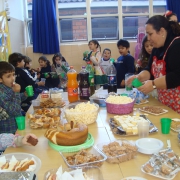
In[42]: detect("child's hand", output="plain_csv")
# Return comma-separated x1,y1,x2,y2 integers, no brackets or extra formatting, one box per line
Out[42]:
12,83,21,92
37,73,40,79
121,80,125,87
22,133,38,146
37,81,45,86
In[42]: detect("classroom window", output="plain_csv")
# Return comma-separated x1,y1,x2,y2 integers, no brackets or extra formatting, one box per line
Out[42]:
26,0,167,44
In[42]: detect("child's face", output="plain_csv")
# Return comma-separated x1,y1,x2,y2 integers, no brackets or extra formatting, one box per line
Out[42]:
118,46,129,56
144,41,153,55
55,57,62,65
17,60,25,68
169,15,178,22
0,72,16,88
39,59,46,67
88,42,97,51
103,50,111,60
25,62,32,68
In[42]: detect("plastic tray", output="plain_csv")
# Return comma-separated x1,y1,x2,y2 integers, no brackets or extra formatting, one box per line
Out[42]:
44,166,104,180
109,115,158,136
96,139,137,164
0,153,41,173
48,133,94,152
59,146,107,168
139,107,168,116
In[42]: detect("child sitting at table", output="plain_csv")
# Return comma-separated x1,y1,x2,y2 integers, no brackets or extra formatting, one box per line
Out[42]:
0,133,38,155
0,61,27,134
38,56,53,89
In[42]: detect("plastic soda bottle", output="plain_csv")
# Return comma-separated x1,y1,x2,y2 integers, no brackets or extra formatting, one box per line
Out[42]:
67,66,78,103
79,66,90,100
86,62,95,96
107,60,117,93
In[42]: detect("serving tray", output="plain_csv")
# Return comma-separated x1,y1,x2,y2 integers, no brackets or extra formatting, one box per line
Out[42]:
109,115,158,136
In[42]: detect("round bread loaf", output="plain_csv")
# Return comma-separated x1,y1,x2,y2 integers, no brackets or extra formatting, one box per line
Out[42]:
44,123,88,146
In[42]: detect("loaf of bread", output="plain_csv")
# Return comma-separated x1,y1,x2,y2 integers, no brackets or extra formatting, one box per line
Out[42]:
44,122,88,146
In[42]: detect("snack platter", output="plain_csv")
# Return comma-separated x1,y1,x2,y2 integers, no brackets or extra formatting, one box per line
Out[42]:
141,149,180,180
170,118,180,132
109,115,158,136
135,100,149,105
139,106,168,116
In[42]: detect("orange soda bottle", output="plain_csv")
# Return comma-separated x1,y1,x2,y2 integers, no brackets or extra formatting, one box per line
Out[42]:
67,66,78,103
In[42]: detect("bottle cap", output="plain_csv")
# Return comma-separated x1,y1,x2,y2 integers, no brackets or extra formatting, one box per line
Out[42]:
70,66,73,69
132,78,143,87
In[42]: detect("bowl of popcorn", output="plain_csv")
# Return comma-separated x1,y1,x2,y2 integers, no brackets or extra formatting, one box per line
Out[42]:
105,95,134,115
64,101,99,125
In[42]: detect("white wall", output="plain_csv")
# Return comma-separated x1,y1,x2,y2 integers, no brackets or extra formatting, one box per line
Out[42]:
0,0,25,53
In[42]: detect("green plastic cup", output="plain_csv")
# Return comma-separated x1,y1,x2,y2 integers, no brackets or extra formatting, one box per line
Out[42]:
120,93,128,96
161,118,172,134
44,72,49,78
25,85,34,97
132,78,143,87
15,116,25,130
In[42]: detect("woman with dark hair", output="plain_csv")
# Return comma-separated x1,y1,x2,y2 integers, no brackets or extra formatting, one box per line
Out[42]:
127,15,180,113
163,10,178,22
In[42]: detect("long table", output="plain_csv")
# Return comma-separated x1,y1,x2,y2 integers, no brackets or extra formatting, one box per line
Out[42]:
4,91,180,180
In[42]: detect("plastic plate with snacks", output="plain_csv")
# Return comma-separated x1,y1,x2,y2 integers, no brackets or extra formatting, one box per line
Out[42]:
139,106,168,116
0,153,41,173
44,166,104,180
135,100,149,105
136,138,163,154
109,115,158,136
121,177,147,180
96,140,137,164
48,133,94,152
59,146,107,168
171,118,180,132
141,149,180,180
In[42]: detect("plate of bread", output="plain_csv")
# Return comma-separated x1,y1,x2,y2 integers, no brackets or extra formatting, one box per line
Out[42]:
0,153,41,173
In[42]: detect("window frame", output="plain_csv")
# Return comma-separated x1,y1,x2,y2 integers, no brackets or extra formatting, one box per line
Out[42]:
26,0,166,44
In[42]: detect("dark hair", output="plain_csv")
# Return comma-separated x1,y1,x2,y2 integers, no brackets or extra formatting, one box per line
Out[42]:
146,15,180,35
24,56,32,66
38,56,50,66
163,11,177,21
88,39,101,52
0,61,15,78
8,52,25,67
138,36,151,68
52,53,62,66
103,48,111,54
117,39,130,48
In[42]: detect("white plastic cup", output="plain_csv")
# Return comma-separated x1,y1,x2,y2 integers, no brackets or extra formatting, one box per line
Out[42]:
41,78,46,82
137,121,150,138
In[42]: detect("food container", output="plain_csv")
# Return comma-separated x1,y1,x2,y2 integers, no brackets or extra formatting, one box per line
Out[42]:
59,146,107,168
89,93,108,107
141,149,180,179
96,140,137,164
32,100,40,107
64,102,99,125
0,153,41,173
44,166,104,180
105,99,135,115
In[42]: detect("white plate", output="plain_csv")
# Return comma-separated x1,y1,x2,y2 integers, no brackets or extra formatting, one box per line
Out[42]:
135,138,164,154
121,176,147,180
139,107,168,116
135,100,149,105
141,166,176,180
0,153,41,173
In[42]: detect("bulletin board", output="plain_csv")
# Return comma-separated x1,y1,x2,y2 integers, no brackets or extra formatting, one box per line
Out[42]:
0,11,11,61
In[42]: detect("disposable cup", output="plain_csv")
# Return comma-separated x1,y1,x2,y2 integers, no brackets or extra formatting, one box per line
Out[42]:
137,121,150,138
41,78,46,82
161,118,172,134
125,73,133,91
15,116,25,130
44,73,49,78
132,78,142,87
25,85,34,97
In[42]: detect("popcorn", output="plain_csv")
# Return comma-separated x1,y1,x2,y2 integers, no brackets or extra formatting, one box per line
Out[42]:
106,95,133,104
